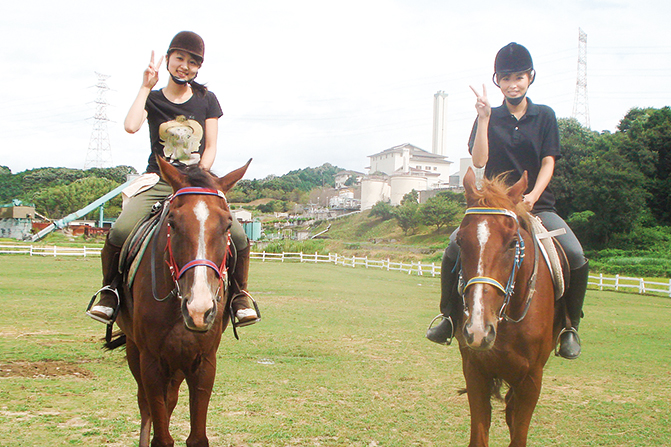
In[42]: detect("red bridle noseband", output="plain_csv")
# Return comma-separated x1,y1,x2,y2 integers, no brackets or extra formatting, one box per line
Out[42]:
165,187,231,294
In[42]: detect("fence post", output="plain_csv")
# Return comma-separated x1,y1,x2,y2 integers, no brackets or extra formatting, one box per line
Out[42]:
365,256,368,268
668,279,671,298
300,251,304,263
387,258,390,271
53,246,57,257
83,246,87,257
352,256,356,268
418,261,423,276
639,278,645,294
599,273,603,291
615,274,619,291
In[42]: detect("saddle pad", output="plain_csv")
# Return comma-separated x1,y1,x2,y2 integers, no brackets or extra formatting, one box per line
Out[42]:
529,215,565,300
120,202,167,288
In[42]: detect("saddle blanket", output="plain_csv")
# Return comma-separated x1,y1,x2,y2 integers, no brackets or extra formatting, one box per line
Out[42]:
529,215,566,300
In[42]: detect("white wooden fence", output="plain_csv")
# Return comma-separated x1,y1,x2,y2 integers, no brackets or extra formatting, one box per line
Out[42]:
1,244,670,297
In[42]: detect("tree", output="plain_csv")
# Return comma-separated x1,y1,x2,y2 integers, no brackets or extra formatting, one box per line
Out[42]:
32,177,123,219
369,201,394,221
571,136,649,247
420,192,463,230
393,200,421,234
552,118,598,218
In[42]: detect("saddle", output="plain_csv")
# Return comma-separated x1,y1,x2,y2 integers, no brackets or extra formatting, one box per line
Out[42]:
529,215,570,301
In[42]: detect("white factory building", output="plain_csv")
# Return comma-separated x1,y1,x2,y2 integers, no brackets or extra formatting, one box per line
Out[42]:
360,91,462,210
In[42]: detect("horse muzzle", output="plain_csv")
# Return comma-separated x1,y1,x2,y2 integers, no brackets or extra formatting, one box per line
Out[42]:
463,318,497,351
181,293,218,332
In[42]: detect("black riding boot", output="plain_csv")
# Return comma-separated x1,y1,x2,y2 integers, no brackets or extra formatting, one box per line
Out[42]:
86,236,122,325
558,261,589,359
426,251,459,345
230,243,260,328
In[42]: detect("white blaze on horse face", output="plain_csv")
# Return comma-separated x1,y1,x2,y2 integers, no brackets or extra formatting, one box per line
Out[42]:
189,200,214,315
470,220,490,330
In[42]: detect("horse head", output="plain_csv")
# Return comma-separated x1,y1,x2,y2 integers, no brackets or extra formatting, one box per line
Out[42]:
457,167,528,350
158,156,251,332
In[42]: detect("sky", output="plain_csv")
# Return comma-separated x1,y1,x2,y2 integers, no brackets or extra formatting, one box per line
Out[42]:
2,0,670,181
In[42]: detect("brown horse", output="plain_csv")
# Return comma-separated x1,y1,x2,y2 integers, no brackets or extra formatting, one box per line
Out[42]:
113,156,250,447
455,167,561,447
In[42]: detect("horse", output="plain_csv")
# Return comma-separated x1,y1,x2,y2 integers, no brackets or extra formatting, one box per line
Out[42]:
454,167,562,447
112,156,250,447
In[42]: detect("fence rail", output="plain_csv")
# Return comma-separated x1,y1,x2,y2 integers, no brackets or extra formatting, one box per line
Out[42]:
1,244,670,297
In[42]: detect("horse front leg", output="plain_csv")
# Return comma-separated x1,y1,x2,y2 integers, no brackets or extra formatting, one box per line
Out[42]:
463,359,493,447
139,355,174,447
506,370,543,447
185,353,217,447
126,340,152,447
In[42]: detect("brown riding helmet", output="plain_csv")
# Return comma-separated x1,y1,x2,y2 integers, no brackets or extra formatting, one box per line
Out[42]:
168,31,205,63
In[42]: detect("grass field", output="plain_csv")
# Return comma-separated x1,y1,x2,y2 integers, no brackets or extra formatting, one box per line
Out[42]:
0,256,669,446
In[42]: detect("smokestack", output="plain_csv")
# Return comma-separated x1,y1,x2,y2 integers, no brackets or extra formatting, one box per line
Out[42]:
432,91,448,156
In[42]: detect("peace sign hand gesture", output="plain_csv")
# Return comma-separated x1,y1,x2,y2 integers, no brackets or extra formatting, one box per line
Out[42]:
470,84,491,119
142,50,164,89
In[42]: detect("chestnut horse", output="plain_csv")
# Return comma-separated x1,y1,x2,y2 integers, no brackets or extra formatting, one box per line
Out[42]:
113,157,250,447
455,167,561,447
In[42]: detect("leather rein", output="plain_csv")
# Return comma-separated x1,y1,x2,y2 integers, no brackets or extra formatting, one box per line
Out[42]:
459,207,540,323
151,187,232,302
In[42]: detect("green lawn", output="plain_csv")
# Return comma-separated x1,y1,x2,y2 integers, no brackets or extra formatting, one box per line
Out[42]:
0,256,669,446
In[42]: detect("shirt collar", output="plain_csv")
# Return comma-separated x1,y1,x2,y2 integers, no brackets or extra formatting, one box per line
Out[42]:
492,98,539,118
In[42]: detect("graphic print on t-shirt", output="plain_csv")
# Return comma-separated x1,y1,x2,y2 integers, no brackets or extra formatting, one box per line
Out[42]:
158,115,203,166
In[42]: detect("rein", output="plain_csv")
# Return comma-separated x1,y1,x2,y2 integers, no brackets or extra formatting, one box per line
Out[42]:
460,207,540,323
151,187,231,302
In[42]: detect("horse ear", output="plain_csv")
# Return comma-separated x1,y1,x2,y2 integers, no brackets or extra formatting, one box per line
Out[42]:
463,167,478,207
508,171,528,204
217,158,252,193
158,156,187,192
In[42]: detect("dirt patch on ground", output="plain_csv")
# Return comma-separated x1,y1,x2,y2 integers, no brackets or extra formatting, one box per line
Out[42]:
0,360,94,379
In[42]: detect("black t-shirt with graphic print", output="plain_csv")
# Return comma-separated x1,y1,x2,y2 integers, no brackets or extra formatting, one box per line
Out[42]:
144,89,223,174
468,98,561,213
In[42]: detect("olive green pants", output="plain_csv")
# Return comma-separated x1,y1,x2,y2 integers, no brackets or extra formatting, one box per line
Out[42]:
108,179,248,251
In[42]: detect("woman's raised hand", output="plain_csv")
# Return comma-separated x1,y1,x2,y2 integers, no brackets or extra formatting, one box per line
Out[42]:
470,84,491,119
143,50,164,89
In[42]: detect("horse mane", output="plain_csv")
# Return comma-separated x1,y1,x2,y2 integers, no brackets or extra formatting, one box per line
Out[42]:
179,164,219,189
470,173,532,232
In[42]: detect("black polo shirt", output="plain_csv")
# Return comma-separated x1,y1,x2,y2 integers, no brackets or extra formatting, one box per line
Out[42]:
468,98,561,212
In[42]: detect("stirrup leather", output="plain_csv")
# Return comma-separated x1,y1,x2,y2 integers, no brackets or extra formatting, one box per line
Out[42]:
86,285,120,325
426,314,454,346
554,327,581,357
229,290,261,340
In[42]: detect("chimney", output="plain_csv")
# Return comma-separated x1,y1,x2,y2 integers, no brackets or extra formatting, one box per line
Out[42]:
432,91,448,156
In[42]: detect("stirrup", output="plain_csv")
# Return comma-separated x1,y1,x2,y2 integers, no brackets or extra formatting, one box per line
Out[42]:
86,285,120,325
426,314,454,346
229,290,261,340
555,327,581,357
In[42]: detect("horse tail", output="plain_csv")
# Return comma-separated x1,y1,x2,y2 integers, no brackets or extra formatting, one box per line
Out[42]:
457,378,506,402
104,331,127,350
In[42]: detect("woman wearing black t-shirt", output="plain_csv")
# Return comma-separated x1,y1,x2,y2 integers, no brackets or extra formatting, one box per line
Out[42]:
426,43,588,359
88,31,259,330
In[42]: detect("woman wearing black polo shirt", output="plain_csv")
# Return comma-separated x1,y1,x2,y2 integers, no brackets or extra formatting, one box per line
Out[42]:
426,43,588,359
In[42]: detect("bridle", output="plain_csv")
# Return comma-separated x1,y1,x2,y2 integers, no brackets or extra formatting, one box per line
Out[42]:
459,207,540,323
152,187,232,302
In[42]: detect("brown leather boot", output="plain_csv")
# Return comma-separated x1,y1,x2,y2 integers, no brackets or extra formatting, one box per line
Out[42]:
230,243,260,327
86,237,122,325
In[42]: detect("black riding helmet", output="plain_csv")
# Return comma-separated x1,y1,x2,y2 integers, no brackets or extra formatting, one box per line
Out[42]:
492,42,535,87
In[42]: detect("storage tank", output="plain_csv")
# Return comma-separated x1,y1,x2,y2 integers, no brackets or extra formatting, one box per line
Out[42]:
389,175,428,206
361,177,391,210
